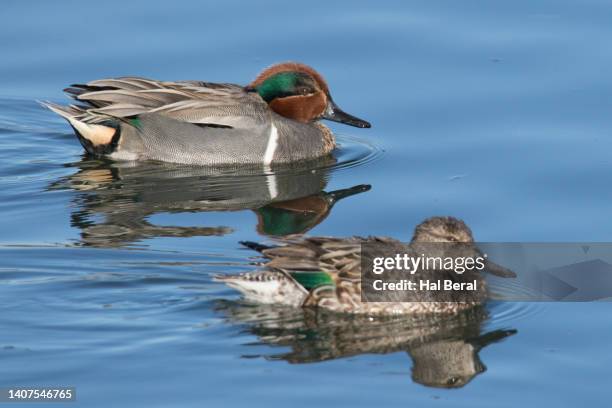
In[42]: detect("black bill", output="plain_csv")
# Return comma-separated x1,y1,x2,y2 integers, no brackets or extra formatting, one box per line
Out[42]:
321,98,371,128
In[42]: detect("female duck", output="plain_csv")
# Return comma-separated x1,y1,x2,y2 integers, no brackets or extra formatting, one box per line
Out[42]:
42,63,370,165
215,217,516,315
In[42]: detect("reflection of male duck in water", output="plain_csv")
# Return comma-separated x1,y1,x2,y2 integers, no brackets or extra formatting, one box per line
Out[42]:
214,302,516,388
49,157,370,247
254,184,370,236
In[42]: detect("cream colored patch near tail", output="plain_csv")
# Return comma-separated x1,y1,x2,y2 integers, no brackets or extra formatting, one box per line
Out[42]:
40,101,115,146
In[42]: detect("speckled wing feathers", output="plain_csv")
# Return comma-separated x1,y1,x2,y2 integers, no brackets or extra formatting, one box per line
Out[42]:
260,237,366,306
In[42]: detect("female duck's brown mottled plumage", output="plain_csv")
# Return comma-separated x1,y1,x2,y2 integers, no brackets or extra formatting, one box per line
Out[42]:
215,216,516,315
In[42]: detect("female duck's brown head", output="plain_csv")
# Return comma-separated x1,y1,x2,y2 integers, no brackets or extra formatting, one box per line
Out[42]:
247,62,371,128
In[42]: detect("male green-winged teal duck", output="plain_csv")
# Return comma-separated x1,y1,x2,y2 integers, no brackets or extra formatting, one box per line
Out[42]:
41,62,370,165
215,217,516,315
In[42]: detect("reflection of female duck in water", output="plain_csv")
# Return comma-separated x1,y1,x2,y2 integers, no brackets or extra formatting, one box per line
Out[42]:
49,157,370,247
214,301,516,388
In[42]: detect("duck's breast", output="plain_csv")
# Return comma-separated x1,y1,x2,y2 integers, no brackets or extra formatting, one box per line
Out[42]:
271,116,336,163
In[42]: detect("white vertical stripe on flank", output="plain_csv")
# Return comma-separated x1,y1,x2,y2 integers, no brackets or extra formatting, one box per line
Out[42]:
265,173,278,199
263,123,279,165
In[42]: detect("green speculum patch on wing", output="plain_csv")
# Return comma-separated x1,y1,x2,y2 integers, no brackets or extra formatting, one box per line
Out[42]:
290,271,335,290
130,117,142,128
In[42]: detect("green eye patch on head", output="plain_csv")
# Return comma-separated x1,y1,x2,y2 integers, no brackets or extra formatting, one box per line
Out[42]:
254,72,317,102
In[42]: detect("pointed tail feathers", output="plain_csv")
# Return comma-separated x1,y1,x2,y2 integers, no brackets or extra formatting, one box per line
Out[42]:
39,101,116,147
240,241,275,253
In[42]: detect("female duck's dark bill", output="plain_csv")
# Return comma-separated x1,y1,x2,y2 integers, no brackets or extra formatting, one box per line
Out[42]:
322,99,371,128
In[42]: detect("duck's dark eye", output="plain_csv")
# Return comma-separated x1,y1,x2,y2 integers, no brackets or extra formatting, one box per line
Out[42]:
447,377,459,386
297,87,309,95
448,236,458,242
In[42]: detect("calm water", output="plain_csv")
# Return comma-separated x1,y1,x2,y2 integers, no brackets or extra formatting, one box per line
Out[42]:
1,1,612,406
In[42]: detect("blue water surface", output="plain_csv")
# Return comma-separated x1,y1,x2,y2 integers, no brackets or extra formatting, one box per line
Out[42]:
1,1,611,407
